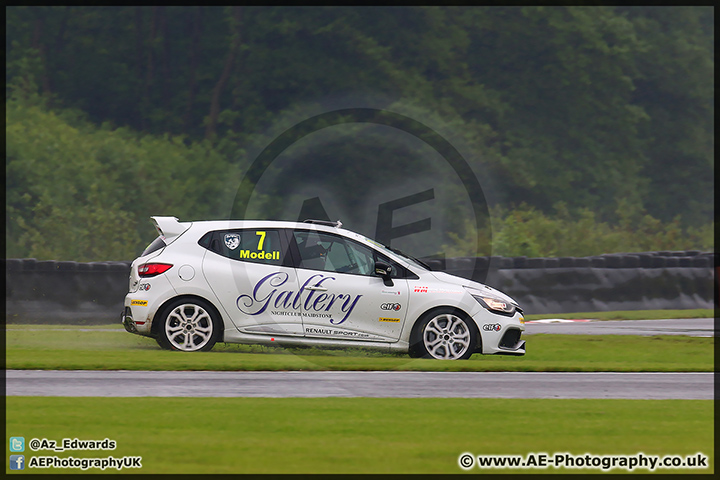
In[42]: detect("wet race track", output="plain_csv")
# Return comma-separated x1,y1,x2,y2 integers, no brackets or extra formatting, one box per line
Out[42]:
6,318,714,399
5,370,714,400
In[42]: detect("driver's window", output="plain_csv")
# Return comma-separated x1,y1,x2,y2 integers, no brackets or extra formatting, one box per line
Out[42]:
294,231,331,270
325,240,353,272
294,231,374,275
343,240,375,275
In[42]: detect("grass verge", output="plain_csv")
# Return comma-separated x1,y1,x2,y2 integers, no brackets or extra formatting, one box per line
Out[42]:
4,325,713,372
5,396,713,474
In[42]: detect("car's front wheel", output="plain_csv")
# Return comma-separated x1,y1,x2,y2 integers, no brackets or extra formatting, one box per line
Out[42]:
156,299,220,352
409,308,478,360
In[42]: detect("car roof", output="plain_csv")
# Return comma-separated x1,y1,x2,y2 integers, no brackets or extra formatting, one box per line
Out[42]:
154,217,366,242
190,219,349,233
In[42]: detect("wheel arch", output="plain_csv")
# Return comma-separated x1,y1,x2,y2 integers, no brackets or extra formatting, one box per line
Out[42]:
408,305,482,356
151,294,226,342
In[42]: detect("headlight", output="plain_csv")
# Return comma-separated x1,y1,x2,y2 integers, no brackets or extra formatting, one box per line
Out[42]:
471,294,516,316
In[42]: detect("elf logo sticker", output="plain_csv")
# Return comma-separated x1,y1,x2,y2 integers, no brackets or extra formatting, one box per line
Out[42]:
482,323,502,332
380,303,402,311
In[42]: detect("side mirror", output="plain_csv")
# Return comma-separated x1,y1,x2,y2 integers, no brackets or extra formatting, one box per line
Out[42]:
374,261,394,287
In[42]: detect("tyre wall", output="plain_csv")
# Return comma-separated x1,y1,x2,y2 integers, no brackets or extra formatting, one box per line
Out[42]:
424,251,716,315
4,251,716,323
5,259,132,324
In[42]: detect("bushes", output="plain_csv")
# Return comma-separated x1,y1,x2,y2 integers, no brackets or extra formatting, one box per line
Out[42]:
443,202,714,258
6,97,240,261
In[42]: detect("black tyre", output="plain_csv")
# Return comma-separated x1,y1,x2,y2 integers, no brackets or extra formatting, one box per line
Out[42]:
156,299,221,352
409,308,478,360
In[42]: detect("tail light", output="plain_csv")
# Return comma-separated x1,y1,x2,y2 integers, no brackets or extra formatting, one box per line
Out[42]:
138,263,173,277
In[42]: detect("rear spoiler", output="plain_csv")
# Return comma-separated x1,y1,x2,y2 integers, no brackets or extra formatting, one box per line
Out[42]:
151,216,191,242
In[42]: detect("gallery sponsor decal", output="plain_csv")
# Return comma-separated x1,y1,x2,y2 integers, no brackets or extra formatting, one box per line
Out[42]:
379,317,401,323
380,303,402,311
482,323,502,332
237,272,362,325
130,300,148,307
224,233,241,250
270,310,332,319
414,286,428,293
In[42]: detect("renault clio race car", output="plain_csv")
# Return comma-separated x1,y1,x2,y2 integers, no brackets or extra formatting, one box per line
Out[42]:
122,217,526,360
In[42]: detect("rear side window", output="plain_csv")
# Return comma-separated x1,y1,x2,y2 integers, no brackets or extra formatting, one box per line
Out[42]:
141,236,167,256
199,229,284,265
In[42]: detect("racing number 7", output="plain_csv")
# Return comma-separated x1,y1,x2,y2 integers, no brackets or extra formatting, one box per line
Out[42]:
256,231,266,250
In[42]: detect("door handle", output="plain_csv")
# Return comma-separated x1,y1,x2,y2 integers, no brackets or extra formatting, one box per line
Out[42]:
305,286,328,291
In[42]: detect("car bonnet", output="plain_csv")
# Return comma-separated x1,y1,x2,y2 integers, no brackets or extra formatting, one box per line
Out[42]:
427,271,519,306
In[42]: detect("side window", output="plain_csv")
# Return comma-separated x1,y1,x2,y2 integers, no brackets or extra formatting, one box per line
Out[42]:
342,240,375,275
293,231,338,272
293,230,401,277
199,229,283,265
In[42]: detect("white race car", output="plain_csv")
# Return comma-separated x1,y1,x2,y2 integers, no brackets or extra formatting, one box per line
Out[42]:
122,217,526,359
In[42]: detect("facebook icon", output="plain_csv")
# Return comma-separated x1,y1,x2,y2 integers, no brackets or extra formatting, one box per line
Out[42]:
10,455,25,470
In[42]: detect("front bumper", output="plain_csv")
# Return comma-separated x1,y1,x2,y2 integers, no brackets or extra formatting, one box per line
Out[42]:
494,327,526,356
473,310,526,356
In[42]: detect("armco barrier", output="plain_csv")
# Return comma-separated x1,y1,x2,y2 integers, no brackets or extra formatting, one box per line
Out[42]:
4,251,716,324
5,259,132,324
433,251,715,314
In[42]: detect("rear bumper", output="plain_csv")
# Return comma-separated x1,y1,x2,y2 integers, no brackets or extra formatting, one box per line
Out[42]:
121,307,137,333
121,307,152,335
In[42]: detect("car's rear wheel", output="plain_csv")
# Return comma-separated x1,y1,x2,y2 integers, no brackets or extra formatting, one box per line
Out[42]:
409,308,477,360
156,299,220,352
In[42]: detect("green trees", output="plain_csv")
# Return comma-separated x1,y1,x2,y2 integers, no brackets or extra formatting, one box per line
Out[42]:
5,6,714,260
459,7,650,217
6,96,239,260
619,6,714,227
